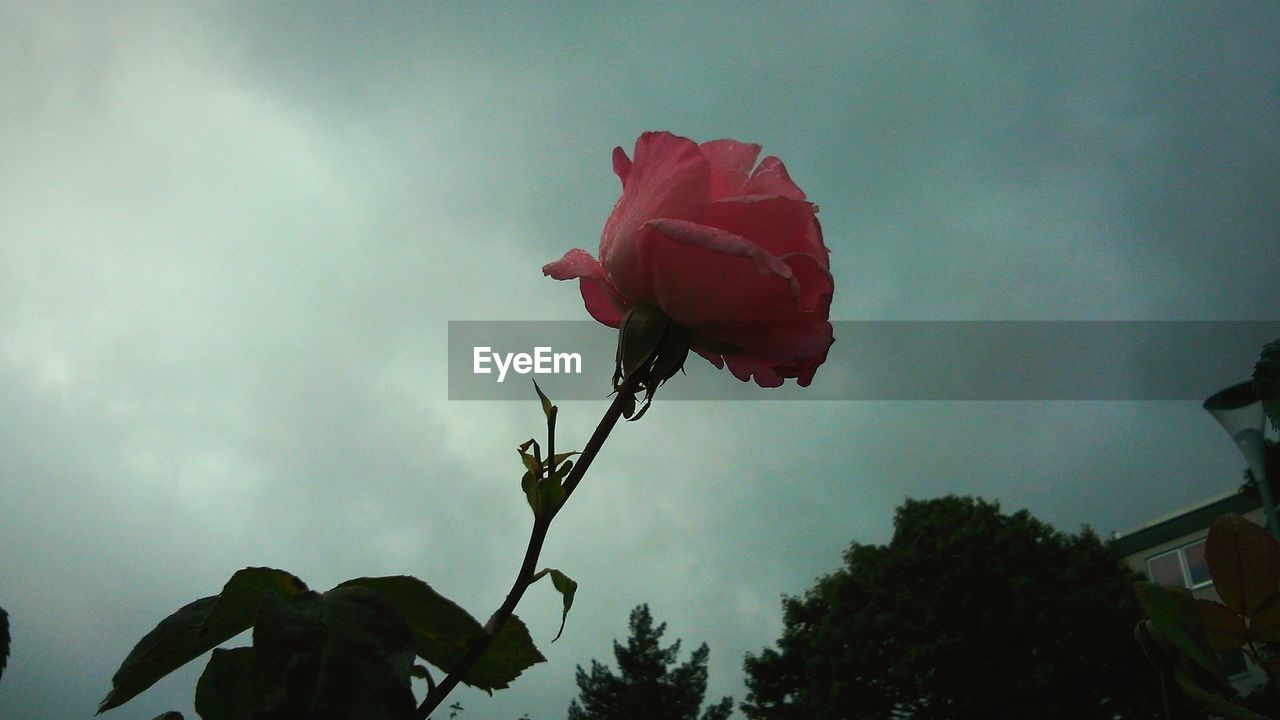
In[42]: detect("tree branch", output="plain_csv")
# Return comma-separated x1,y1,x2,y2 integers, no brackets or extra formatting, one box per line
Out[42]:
417,376,640,718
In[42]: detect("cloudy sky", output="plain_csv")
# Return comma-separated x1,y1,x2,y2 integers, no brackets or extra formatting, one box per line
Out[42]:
2,2,1278,718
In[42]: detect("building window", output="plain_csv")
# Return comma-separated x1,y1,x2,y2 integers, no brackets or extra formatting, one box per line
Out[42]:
1146,539,1212,589
1184,539,1211,586
1147,551,1185,587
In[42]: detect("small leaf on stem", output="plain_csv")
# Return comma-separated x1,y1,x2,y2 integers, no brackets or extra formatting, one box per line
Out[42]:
517,439,543,480
533,381,556,423
530,568,578,641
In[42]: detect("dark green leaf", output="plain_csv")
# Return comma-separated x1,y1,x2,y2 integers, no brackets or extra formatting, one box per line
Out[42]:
334,576,541,691
251,588,417,719
1174,668,1269,720
335,576,476,676
1134,581,1222,679
150,713,184,720
100,596,217,714
468,614,545,693
1255,337,1280,432
250,590,325,714
195,648,268,720
98,567,307,713
530,569,578,641
311,586,416,718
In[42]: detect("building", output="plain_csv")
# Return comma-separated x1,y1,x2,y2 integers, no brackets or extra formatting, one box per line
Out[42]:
1111,484,1269,694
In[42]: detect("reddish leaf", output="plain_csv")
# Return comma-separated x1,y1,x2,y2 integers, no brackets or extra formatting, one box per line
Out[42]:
1204,514,1280,616
1197,599,1248,650
1249,591,1280,641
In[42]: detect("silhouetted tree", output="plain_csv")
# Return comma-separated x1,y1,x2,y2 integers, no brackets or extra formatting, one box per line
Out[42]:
0,604,8,687
567,604,732,720
742,496,1161,720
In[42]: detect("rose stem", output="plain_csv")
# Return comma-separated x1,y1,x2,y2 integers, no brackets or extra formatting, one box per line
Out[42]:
416,374,641,719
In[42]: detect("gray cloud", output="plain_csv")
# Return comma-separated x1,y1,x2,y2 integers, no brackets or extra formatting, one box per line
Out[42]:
1,2,1276,718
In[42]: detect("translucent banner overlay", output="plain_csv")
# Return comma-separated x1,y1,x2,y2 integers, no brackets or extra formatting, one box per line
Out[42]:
448,321,1280,401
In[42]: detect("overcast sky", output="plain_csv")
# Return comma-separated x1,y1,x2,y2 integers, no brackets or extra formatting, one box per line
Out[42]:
2,2,1278,718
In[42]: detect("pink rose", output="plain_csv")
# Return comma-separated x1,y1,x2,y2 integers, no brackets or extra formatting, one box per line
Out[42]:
544,131,833,388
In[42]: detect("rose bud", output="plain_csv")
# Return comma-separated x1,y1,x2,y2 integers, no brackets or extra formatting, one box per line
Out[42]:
544,131,834,397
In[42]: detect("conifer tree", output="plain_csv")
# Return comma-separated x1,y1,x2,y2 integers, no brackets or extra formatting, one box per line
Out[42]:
567,604,732,720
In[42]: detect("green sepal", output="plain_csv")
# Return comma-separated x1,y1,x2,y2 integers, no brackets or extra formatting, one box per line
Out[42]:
616,305,670,386
612,305,690,420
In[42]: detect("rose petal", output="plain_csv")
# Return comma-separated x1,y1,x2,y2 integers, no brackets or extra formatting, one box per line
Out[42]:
781,253,834,316
691,344,726,369
547,132,833,388
723,355,785,388
722,330,831,387
543,249,629,327
698,321,834,366
636,219,803,325
612,146,632,187
699,139,762,198
599,132,710,300
706,196,827,264
743,155,807,200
